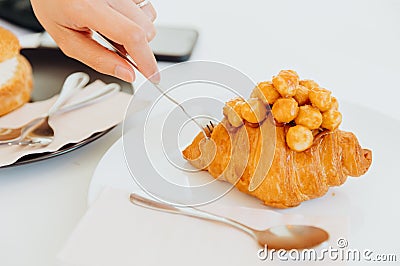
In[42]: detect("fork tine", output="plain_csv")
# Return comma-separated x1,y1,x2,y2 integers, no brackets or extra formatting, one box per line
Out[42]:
205,121,216,135
206,124,212,134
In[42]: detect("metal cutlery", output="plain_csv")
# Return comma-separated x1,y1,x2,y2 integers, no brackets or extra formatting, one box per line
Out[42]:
1,72,120,146
0,72,89,144
96,32,211,139
130,193,329,250
205,121,215,135
0,116,45,144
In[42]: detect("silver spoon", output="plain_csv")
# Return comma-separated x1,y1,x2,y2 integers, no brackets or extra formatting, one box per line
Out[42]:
129,193,329,250
4,73,120,146
0,117,44,143
0,72,90,144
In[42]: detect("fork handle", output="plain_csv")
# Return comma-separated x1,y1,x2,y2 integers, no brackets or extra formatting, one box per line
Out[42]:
55,83,120,115
129,193,257,238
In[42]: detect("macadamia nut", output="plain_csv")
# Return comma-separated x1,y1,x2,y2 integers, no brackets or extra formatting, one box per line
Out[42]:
286,125,314,152
321,109,342,131
295,105,323,130
223,98,244,127
250,81,280,105
240,98,267,124
309,87,332,112
293,85,310,105
272,98,299,123
272,70,299,97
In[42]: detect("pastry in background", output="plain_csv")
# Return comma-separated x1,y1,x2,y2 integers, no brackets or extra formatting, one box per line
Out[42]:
0,27,33,116
183,70,372,208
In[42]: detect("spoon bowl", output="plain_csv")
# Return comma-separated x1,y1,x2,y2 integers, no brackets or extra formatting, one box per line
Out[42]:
254,224,329,250
1,72,120,146
21,117,54,146
0,116,46,144
129,193,329,250
0,72,90,145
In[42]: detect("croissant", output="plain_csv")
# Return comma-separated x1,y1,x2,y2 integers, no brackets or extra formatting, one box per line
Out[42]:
182,70,372,208
183,120,372,208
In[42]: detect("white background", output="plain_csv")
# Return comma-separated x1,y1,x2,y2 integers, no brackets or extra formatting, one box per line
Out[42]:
0,0,399,265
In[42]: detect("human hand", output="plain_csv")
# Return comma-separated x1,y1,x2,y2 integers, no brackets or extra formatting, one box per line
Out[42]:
30,0,158,82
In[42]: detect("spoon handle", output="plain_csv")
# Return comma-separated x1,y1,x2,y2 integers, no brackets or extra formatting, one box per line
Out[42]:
56,83,120,115
47,72,90,116
129,193,257,239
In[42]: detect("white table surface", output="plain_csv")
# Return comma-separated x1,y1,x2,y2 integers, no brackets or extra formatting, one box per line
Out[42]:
0,1,399,265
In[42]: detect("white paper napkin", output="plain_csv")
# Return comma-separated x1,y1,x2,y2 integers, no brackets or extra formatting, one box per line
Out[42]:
0,80,131,167
57,187,349,266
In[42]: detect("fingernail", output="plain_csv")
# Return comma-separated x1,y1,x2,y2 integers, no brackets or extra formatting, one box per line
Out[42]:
115,65,134,82
149,70,161,84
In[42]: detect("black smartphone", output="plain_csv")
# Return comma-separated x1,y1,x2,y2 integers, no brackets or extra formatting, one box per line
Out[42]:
150,26,198,62
0,0,44,32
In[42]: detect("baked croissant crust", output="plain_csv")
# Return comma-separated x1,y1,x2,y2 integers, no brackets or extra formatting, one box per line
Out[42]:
182,70,372,208
183,120,372,208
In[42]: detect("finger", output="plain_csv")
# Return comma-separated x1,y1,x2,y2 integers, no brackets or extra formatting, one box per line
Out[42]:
134,0,157,22
83,5,159,81
107,0,156,41
53,27,136,82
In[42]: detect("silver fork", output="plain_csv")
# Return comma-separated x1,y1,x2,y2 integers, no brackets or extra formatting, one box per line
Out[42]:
205,121,215,135
5,73,120,146
95,32,211,139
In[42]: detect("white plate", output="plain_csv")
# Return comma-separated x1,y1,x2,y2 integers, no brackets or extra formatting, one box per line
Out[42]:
88,101,400,265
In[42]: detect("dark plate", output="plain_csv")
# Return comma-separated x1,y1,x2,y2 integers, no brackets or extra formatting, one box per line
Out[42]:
21,48,132,101
1,48,130,168
2,127,114,168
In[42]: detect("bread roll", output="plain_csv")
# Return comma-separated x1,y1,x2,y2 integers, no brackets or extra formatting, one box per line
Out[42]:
0,27,33,116
0,27,20,62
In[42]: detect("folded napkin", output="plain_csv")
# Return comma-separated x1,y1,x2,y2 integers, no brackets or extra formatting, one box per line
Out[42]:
57,187,348,266
0,80,131,167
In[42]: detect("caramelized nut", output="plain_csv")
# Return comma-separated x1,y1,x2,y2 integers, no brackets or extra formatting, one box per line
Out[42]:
329,96,339,111
294,105,323,130
321,110,342,131
223,98,244,127
309,87,332,112
250,81,280,105
271,98,299,123
223,97,243,117
286,70,299,78
293,85,310,105
299,79,320,90
240,98,267,124
272,70,299,97
225,97,243,108
286,125,314,152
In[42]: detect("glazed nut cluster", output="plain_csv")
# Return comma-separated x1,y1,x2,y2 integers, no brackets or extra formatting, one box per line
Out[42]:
223,97,267,127
223,70,342,152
